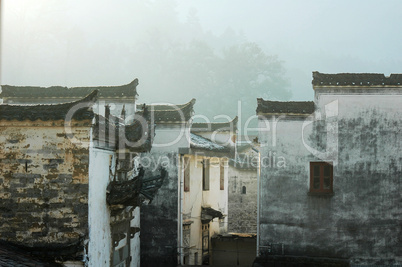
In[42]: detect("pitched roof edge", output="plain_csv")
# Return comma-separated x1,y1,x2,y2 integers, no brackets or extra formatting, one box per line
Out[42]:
190,133,231,152
191,116,238,132
256,98,315,115
147,98,196,112
0,78,139,98
146,98,196,123
312,71,402,86
0,90,98,121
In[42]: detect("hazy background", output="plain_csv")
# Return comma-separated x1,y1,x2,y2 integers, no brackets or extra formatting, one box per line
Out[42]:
1,0,402,128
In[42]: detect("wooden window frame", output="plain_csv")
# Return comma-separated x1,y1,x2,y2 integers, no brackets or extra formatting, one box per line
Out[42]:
202,159,210,191
309,162,333,195
219,161,225,190
184,157,190,192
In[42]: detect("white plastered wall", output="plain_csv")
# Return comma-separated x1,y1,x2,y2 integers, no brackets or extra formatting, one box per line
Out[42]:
88,147,113,266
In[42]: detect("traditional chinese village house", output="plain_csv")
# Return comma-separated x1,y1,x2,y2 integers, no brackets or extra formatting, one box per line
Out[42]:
255,72,402,266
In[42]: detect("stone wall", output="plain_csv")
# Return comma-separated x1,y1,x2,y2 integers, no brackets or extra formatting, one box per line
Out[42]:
0,120,91,254
228,166,257,233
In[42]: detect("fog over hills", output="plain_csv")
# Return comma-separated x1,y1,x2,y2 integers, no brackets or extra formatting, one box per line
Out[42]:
2,0,401,128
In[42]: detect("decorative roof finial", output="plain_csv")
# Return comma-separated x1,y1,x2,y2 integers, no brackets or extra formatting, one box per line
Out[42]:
121,104,126,120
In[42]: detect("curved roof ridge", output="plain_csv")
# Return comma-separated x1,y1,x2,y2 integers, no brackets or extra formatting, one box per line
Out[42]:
191,116,238,132
70,78,138,92
0,78,138,99
256,98,315,115
0,90,98,121
148,98,196,112
257,98,314,104
312,71,402,86
145,98,196,123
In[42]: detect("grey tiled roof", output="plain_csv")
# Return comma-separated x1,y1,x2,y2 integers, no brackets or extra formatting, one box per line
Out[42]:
201,207,223,223
256,98,314,115
140,99,196,123
0,79,138,99
0,90,97,121
191,116,238,132
190,133,229,152
312,71,402,86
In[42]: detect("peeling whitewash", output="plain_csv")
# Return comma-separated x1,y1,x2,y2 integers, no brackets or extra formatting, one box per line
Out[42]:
88,147,141,267
88,147,113,267
257,85,402,265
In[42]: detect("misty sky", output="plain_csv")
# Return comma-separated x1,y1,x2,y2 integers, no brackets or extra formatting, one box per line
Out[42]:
1,0,402,105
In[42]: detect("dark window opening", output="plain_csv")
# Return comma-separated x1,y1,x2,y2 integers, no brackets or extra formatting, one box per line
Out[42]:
220,163,224,190
242,186,246,194
25,161,28,172
202,159,210,191
117,171,127,181
184,157,190,192
309,162,333,194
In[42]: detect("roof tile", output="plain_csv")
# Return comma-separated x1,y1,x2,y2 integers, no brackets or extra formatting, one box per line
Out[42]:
0,90,97,121
256,98,314,115
312,71,402,86
1,79,138,99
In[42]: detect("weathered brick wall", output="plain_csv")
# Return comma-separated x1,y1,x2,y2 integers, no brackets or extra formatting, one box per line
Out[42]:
228,167,257,233
0,120,91,248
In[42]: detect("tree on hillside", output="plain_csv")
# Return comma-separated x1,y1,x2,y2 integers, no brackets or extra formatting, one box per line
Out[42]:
133,38,291,131
209,42,291,119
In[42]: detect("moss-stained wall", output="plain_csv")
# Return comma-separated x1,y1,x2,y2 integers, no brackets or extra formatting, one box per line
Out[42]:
258,93,402,265
0,120,91,249
140,152,179,267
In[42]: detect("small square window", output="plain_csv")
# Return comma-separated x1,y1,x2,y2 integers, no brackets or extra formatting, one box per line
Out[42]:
309,162,333,195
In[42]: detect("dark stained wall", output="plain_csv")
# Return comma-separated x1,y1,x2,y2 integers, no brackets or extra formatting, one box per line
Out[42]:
258,93,402,265
140,152,179,267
